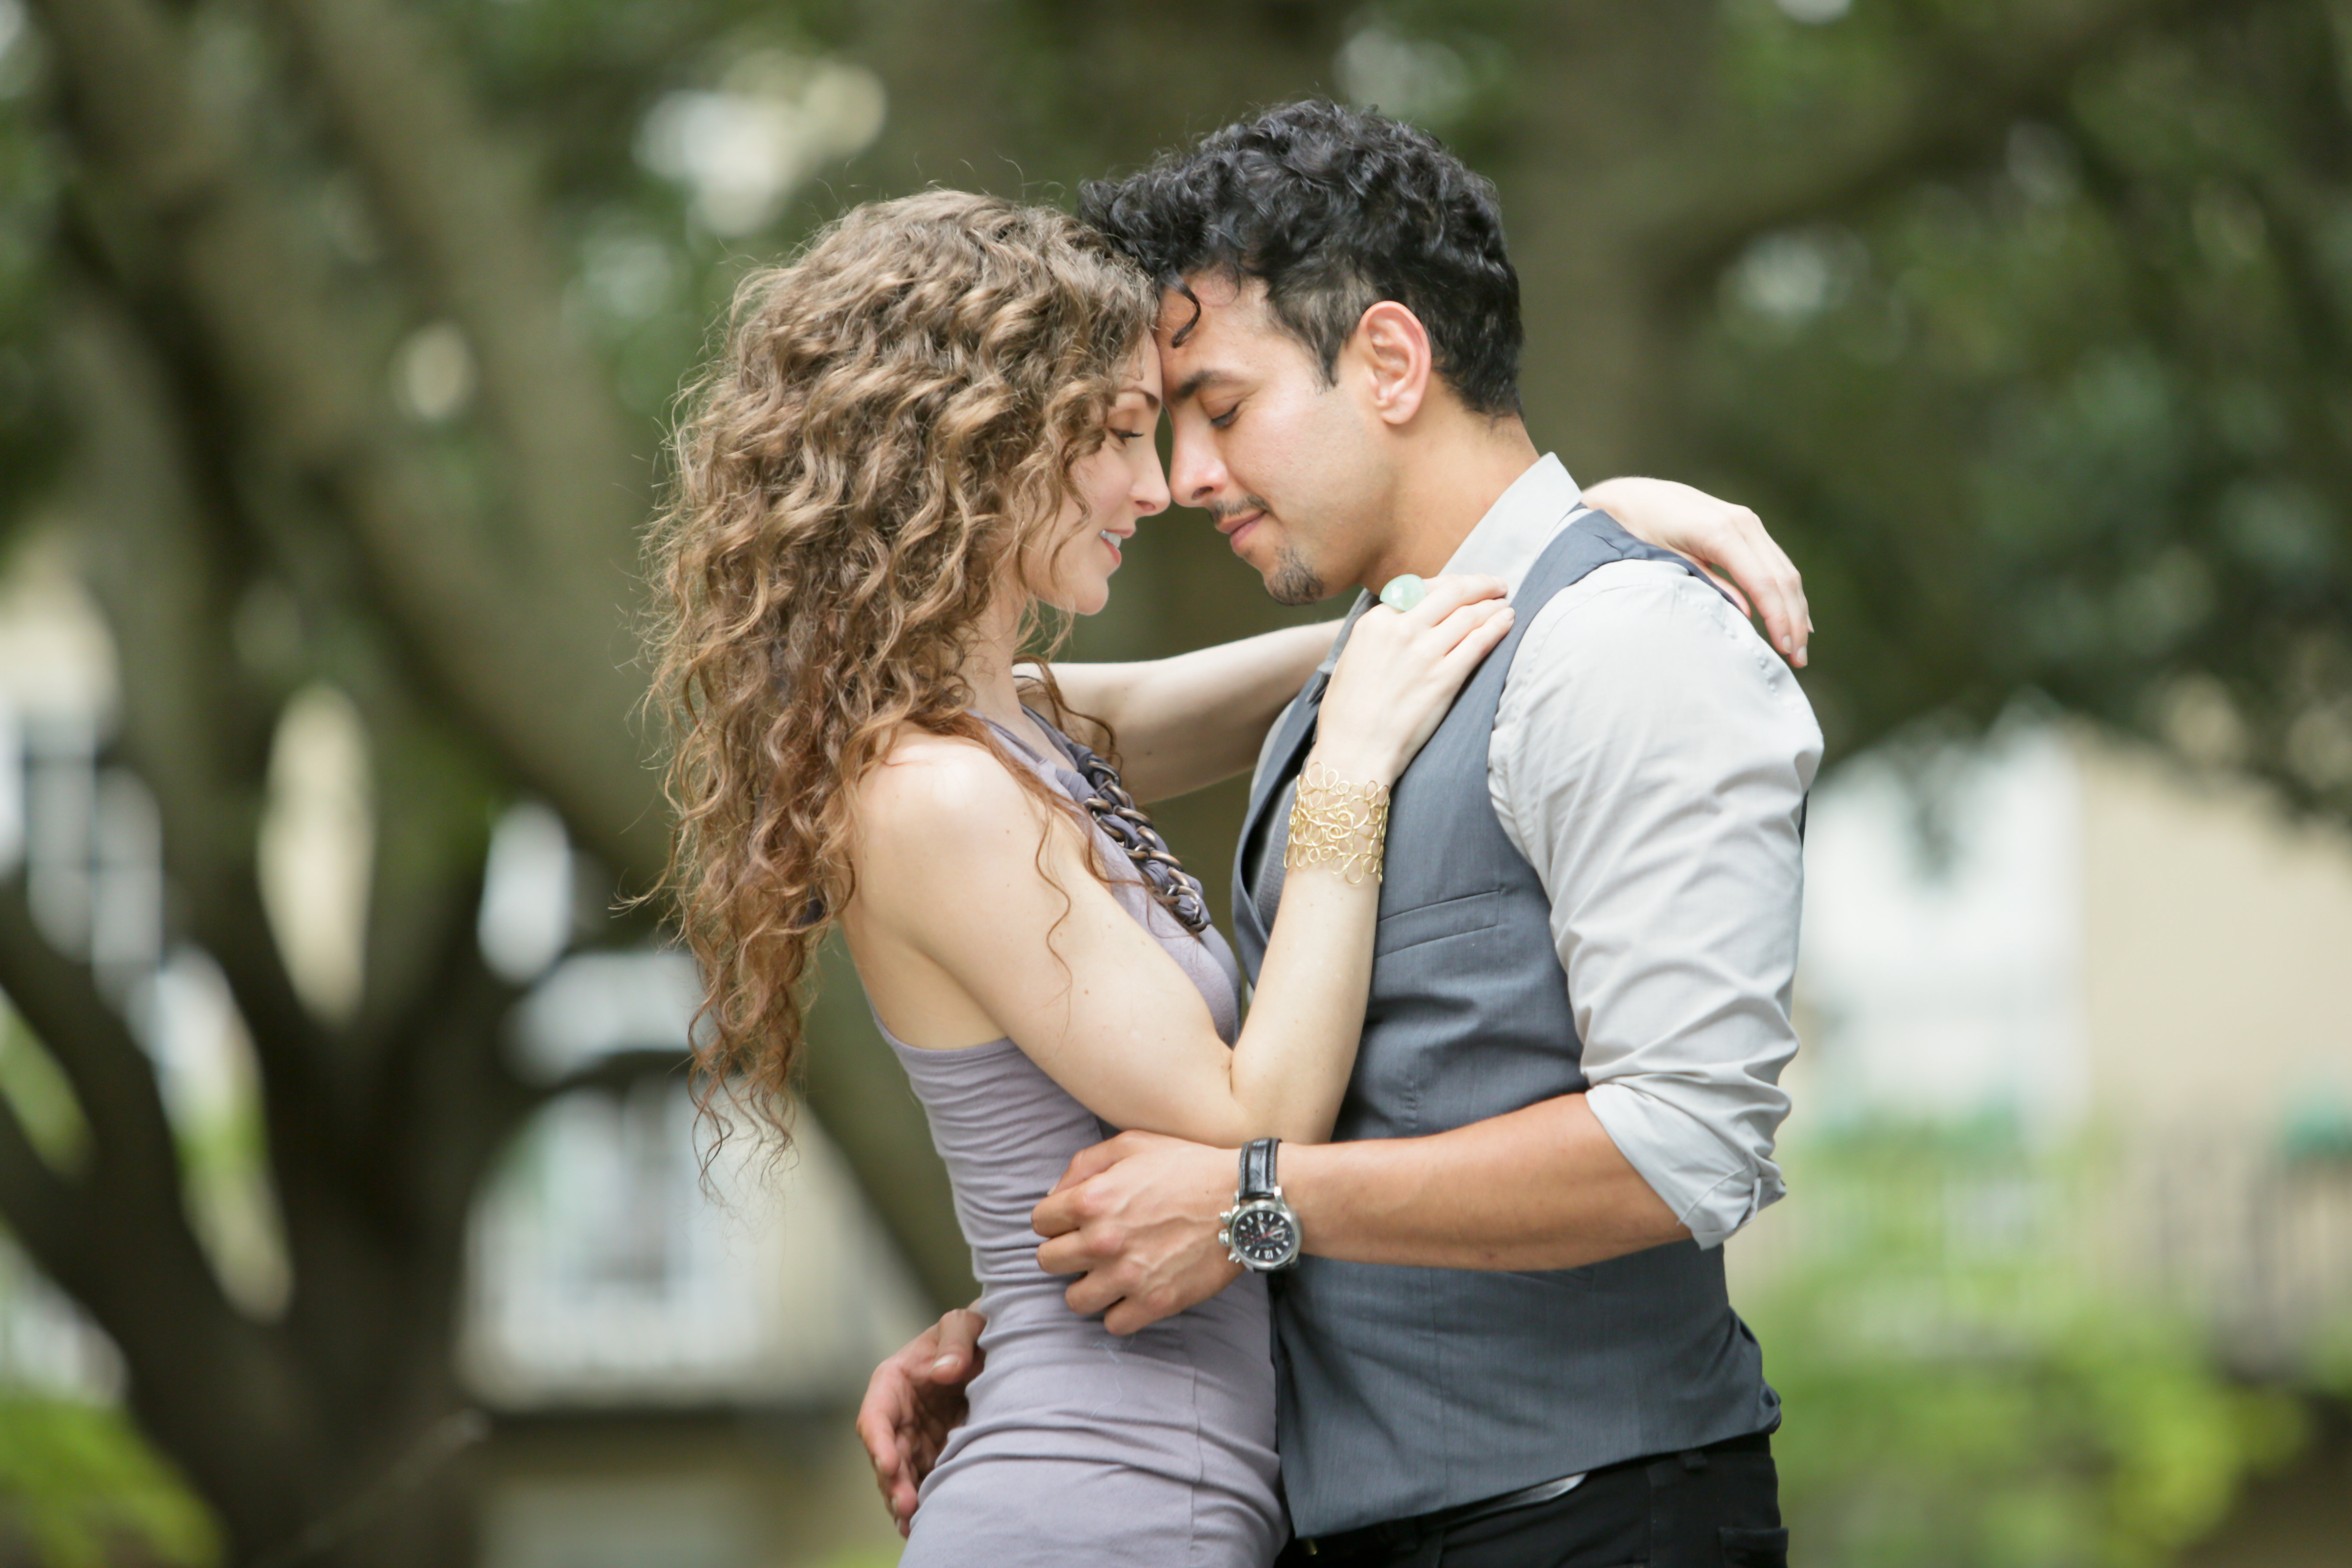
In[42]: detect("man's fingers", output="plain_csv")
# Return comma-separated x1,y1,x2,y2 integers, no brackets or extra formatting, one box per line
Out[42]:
928,1307,986,1379
855,1404,901,1477
855,1356,915,1457
1062,1268,1131,1320
1035,1228,1094,1277
1045,1134,1132,1198
856,1397,913,1530
1038,1134,1143,1235
1033,1190,1074,1239
1102,1297,1163,1337
854,1306,989,1538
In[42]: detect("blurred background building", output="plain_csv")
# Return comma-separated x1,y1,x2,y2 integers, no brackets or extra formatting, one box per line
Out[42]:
1,0,2349,1565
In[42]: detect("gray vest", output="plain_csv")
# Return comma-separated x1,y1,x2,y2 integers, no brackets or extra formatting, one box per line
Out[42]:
1231,513,1779,1536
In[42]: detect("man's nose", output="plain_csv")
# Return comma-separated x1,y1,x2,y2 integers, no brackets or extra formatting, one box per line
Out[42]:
1167,425,1227,508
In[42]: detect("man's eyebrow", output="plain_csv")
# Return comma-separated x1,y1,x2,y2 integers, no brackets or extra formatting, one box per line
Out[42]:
1173,368,1241,404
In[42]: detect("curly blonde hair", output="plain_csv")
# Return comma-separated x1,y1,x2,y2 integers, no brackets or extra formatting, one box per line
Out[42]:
646,190,1158,1144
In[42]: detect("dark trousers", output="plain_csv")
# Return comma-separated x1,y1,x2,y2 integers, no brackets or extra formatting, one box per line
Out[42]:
1274,1436,1787,1568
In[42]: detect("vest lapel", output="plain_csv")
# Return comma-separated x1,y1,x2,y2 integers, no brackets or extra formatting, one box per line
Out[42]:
1243,671,1325,827
1230,592,1371,963
1228,672,1323,961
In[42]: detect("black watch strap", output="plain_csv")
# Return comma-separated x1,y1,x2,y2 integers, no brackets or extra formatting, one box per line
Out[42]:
1239,1137,1280,1201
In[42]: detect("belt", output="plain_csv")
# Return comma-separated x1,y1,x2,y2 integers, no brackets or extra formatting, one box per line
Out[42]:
1292,1427,1775,1559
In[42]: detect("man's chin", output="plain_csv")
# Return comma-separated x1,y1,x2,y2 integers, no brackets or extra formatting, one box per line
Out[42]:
1264,549,1328,607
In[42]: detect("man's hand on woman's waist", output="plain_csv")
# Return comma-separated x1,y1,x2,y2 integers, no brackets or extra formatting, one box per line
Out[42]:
1032,1131,1245,1335
855,1306,987,1537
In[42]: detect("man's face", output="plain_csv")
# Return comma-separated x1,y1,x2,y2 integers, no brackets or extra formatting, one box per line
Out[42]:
1155,275,1390,605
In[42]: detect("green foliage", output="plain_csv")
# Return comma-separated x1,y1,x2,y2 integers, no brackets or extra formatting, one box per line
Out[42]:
0,1394,219,1568
1749,1129,2309,1568
0,1011,88,1178
1692,0,2352,805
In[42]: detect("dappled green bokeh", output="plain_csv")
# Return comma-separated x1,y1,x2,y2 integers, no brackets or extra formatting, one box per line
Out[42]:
0,1394,217,1568
1752,1130,2309,1568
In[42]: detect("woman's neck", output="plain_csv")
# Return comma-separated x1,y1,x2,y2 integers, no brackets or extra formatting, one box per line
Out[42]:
960,587,1038,738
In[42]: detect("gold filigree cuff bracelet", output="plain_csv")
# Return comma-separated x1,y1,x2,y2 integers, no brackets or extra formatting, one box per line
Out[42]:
1283,763,1392,885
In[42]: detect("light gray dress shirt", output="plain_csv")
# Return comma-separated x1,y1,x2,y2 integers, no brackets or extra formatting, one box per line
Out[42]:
1275,453,1821,1247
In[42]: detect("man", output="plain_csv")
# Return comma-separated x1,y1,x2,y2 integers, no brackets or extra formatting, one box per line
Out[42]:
861,101,1820,1565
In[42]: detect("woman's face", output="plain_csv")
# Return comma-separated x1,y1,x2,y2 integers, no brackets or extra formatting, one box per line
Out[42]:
1033,352,1170,617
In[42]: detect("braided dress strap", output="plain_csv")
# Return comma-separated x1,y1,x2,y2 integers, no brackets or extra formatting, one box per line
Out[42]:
1055,734,1213,937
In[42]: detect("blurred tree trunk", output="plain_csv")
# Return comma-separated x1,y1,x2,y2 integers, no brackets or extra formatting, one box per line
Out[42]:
3,0,967,1558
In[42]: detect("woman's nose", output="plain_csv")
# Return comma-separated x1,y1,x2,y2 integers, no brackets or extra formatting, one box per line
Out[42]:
1135,454,1171,516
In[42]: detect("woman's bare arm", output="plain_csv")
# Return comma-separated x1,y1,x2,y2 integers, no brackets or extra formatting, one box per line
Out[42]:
1038,621,1339,802
848,743,1377,1146
851,581,1509,1147
1580,476,1812,666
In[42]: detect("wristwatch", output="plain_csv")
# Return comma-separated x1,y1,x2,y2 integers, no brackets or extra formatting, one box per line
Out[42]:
1218,1137,1303,1272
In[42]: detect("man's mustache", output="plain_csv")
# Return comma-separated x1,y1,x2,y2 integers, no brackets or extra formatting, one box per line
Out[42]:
1202,495,1274,522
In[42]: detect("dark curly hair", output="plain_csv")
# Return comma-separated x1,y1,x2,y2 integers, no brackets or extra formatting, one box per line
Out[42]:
1080,100,1523,416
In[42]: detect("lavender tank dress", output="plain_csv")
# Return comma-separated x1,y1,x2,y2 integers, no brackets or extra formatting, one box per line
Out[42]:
877,713,1284,1568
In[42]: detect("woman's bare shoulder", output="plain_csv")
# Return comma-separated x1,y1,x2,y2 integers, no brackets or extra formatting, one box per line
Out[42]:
852,725,1056,867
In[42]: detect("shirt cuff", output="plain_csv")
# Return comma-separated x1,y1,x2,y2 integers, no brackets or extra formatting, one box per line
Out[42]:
1585,1081,1786,1250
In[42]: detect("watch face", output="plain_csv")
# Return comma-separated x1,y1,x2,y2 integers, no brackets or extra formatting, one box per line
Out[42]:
1227,1203,1299,1268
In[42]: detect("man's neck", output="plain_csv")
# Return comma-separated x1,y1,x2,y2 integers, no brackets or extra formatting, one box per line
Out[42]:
1354,415,1542,595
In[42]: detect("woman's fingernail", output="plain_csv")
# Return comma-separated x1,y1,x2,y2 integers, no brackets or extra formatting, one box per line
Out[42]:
932,1354,957,1375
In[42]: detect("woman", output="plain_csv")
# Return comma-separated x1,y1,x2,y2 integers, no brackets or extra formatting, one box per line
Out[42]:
650,191,1804,1567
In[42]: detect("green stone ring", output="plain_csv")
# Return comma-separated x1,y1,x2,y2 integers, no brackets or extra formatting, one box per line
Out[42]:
1378,573,1428,613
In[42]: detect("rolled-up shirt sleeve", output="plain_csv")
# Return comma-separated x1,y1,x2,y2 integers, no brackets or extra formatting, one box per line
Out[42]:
1490,558,1822,1248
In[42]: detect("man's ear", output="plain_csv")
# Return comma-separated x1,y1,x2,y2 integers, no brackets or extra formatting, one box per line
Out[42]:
1350,301,1433,428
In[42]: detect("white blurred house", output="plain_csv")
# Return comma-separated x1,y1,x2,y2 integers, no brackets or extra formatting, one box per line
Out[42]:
1781,710,2352,1360
463,944,928,1411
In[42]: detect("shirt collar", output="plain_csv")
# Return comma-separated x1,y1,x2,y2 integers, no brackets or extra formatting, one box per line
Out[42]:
1440,453,1585,596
